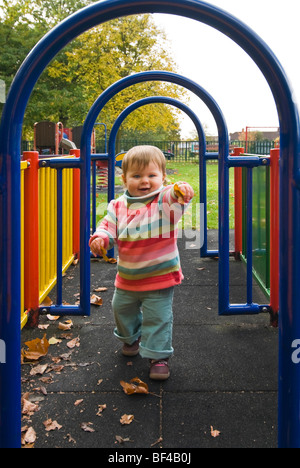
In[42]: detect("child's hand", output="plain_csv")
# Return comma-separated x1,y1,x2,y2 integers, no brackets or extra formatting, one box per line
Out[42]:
174,183,194,204
89,236,105,258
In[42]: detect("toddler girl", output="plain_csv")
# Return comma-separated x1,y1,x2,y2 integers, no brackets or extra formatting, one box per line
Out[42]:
89,145,194,380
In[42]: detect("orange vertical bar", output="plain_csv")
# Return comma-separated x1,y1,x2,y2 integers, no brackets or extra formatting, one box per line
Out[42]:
22,151,40,326
71,149,80,258
270,148,280,325
233,147,244,258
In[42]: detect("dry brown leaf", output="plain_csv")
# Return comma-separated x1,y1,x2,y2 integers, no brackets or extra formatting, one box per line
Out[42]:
21,398,39,416
49,337,62,345
43,418,62,432
74,399,83,406
47,314,59,321
120,414,134,425
94,287,108,292
38,324,50,330
173,183,185,205
58,320,73,330
22,334,50,361
21,427,36,446
100,247,117,264
30,363,48,376
115,435,133,444
90,294,103,306
67,336,80,349
97,404,107,416
120,377,149,395
81,422,95,433
210,426,221,438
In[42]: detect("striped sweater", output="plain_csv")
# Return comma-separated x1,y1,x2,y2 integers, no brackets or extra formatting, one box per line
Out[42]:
90,185,190,291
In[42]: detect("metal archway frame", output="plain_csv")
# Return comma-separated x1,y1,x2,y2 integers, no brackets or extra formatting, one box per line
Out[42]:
82,70,229,259
0,0,299,448
105,95,207,256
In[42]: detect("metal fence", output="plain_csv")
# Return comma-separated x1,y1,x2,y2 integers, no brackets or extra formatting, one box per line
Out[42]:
22,139,276,161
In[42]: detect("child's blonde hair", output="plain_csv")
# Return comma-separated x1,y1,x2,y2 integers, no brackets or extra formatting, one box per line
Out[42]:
122,145,166,176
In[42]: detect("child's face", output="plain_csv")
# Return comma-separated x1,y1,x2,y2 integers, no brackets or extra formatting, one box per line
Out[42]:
122,161,166,197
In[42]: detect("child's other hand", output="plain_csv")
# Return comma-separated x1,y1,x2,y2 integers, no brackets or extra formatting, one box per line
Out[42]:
177,183,194,204
89,236,105,257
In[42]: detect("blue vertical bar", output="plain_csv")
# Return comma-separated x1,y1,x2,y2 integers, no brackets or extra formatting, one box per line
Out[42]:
218,149,230,315
199,150,208,257
246,168,253,305
56,169,63,305
80,136,91,318
92,160,97,234
0,158,21,448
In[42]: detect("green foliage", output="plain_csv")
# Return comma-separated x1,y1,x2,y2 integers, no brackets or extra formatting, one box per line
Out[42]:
0,1,186,139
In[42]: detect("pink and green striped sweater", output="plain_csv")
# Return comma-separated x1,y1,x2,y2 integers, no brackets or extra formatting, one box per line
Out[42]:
90,185,190,292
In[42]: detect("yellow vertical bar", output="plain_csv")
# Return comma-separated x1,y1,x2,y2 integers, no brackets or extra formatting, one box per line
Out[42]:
20,161,28,328
39,167,45,298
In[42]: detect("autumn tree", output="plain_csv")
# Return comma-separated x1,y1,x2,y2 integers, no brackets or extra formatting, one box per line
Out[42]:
0,1,186,140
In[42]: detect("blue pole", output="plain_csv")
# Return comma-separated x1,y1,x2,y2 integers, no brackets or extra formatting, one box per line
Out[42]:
56,168,63,306
0,0,299,448
246,168,253,305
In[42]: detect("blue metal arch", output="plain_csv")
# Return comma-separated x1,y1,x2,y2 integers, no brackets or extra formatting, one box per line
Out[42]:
0,0,299,448
82,70,229,258
107,95,207,163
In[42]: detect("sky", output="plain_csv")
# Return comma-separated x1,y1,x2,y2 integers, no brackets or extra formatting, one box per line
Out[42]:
153,0,300,138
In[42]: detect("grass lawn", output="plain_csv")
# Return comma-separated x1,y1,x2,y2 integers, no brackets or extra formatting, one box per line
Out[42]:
93,161,235,230
165,161,235,230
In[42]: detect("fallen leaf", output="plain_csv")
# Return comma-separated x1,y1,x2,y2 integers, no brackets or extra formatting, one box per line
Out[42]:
90,294,103,306
49,337,62,345
38,324,50,330
58,320,73,330
115,435,133,444
47,314,59,321
74,399,84,406
30,363,48,376
210,426,221,438
43,418,62,432
120,414,134,425
120,377,149,395
94,287,108,292
22,334,50,361
21,427,36,445
97,404,107,416
21,398,39,416
81,422,95,433
66,433,76,444
67,337,80,349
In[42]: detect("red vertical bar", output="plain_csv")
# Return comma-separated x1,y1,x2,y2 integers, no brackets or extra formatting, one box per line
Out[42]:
270,148,280,325
22,151,40,326
233,147,244,258
71,149,80,258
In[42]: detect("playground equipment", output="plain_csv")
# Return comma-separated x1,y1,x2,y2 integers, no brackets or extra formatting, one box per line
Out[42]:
1,0,300,449
34,121,65,155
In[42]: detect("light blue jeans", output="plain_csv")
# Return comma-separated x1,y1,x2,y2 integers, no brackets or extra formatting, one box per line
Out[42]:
112,287,174,360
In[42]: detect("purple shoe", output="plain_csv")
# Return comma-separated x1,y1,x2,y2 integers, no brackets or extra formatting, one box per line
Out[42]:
149,359,170,380
122,337,141,357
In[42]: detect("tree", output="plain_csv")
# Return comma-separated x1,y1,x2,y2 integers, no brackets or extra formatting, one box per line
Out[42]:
0,1,186,140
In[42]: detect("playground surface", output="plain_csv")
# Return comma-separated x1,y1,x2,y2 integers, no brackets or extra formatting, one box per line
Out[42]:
21,231,278,449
